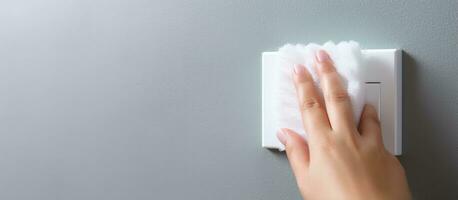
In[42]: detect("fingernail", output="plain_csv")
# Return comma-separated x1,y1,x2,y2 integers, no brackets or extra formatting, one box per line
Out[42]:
316,50,330,62
276,129,289,145
294,64,305,74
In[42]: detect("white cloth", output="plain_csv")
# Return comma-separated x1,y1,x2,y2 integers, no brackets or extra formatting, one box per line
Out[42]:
274,41,365,147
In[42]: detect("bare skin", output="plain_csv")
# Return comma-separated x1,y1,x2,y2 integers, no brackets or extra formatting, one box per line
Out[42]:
276,50,411,200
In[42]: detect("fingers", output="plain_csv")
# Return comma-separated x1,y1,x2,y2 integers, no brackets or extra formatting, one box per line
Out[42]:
277,128,310,178
315,50,355,133
358,104,383,146
293,64,331,142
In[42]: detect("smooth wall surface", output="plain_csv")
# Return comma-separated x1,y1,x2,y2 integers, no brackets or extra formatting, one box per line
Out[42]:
0,0,457,199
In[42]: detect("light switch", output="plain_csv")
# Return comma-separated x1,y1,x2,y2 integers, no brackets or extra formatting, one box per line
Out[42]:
364,82,400,155
262,49,402,155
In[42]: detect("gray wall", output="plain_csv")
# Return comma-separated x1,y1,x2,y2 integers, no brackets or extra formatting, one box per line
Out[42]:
0,0,456,199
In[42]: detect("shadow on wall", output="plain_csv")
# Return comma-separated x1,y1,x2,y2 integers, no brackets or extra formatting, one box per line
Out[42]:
268,148,287,161
400,52,457,199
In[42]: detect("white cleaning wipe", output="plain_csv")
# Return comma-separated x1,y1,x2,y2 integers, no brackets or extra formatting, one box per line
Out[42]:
274,41,365,148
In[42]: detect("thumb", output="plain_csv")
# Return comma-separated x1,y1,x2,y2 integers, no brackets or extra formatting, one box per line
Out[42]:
277,128,310,178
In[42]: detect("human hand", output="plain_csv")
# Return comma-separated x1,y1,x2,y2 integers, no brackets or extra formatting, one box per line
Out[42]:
277,50,411,200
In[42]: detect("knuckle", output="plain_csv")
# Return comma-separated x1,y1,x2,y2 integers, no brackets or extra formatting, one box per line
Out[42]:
300,97,322,111
326,91,349,103
375,141,386,152
316,138,335,153
365,142,381,154
344,135,360,149
335,133,360,150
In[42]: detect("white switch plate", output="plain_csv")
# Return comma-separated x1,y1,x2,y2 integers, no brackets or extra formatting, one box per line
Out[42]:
262,49,402,155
